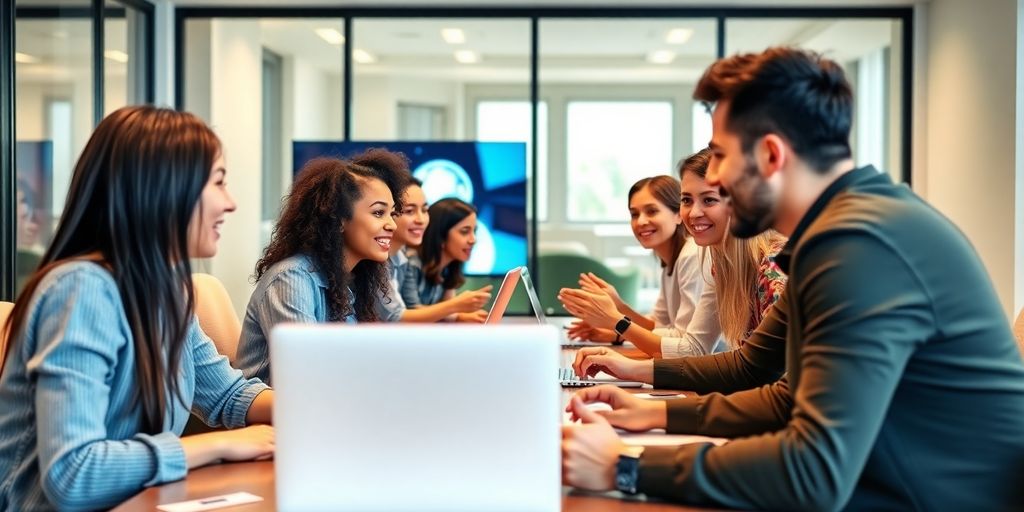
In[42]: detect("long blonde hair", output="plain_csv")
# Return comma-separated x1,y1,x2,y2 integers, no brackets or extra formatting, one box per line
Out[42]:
678,149,785,345
709,231,783,344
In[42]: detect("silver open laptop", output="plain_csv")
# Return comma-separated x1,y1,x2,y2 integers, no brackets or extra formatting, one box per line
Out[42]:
504,267,644,388
270,324,561,512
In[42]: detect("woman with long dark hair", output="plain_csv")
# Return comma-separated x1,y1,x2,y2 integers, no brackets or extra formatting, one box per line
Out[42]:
561,174,721,356
235,153,409,383
401,198,491,323
0,106,274,511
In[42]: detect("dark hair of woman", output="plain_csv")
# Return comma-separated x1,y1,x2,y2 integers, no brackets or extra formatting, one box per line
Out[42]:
419,198,476,290
627,174,688,275
2,105,219,435
255,155,409,322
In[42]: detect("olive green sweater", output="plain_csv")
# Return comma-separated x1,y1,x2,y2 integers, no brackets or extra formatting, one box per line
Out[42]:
638,166,1024,511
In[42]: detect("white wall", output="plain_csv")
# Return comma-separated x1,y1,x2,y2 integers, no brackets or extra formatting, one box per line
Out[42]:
291,60,342,140
917,0,1018,318
205,19,264,317
352,75,462,139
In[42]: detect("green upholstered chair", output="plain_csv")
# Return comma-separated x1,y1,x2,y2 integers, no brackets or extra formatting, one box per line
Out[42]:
459,274,533,315
536,253,640,316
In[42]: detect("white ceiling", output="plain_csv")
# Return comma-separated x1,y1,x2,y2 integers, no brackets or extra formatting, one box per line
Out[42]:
172,0,915,6
252,16,894,83
16,8,898,84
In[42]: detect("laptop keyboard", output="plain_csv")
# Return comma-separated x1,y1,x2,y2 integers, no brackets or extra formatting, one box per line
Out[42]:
559,367,603,387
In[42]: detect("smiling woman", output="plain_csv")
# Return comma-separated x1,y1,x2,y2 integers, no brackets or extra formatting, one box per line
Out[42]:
233,154,410,385
0,106,273,512
559,173,721,358
402,198,493,323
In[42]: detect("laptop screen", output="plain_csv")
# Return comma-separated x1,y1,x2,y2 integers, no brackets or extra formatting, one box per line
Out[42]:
519,267,547,325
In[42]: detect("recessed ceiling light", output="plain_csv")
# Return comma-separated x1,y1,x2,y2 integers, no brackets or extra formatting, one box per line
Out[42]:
454,50,480,64
353,49,377,64
104,50,129,63
14,52,39,64
314,28,345,46
646,50,676,65
441,28,466,44
665,28,693,45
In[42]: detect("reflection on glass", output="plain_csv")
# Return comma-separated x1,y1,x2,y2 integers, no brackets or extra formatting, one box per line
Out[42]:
15,2,93,292
726,18,903,179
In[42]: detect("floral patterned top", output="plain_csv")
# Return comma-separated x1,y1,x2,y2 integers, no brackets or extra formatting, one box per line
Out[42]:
747,237,789,340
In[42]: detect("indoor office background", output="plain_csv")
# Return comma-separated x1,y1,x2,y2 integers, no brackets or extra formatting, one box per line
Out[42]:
2,2,939,321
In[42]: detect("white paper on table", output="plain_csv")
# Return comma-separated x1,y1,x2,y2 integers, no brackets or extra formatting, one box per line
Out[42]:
631,392,686,399
156,492,263,512
620,431,728,446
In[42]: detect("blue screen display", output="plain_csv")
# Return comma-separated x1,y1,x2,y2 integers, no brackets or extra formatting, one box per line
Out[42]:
293,141,527,276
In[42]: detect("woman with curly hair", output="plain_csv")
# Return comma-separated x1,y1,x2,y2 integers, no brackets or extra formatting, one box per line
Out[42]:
235,154,409,384
350,151,492,323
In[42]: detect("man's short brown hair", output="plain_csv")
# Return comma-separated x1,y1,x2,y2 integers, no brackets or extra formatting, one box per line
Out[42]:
695,47,853,172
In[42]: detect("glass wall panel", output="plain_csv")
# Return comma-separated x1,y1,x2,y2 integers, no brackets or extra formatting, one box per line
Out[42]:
352,18,534,311
182,17,345,315
351,18,531,142
14,1,92,293
726,18,904,181
103,0,148,114
537,18,717,314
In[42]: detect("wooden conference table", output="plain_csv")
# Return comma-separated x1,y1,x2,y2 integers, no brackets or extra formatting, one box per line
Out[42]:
114,344,733,512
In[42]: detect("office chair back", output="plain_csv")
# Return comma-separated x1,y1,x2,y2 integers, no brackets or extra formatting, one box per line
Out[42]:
0,301,14,369
192,273,241,363
1014,307,1024,356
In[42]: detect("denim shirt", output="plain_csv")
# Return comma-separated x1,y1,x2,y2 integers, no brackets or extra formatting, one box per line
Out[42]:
0,261,268,512
374,251,409,322
400,251,446,307
235,254,355,385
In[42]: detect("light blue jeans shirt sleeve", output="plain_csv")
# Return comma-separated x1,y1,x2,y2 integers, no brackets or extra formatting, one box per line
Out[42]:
236,255,355,385
189,318,269,428
0,262,268,512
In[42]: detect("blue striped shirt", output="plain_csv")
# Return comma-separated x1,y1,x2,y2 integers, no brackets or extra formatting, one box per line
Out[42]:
0,261,269,512
374,251,409,322
400,251,446,307
235,254,354,385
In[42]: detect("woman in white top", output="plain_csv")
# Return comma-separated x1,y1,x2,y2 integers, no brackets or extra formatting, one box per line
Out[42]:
561,175,723,357
562,149,787,364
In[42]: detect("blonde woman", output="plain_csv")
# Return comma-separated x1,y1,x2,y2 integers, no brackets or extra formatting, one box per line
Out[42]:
562,149,786,367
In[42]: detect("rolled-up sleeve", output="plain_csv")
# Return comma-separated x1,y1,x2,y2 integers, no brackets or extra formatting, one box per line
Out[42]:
190,320,269,428
653,293,788,393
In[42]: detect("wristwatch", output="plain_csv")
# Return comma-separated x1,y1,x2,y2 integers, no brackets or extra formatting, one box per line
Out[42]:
613,316,632,336
615,445,645,495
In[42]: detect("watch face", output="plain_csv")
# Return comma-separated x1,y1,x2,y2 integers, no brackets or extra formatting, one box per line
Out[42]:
615,317,631,335
616,472,631,488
